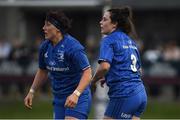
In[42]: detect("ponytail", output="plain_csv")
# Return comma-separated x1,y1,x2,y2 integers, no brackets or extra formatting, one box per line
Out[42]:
108,6,138,40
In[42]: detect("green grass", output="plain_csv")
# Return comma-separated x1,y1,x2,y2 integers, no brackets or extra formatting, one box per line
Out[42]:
142,100,180,119
0,99,180,119
0,99,53,119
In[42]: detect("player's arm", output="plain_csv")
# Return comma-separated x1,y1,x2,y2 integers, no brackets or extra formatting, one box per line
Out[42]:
65,67,92,108
91,61,110,93
65,48,92,108
24,68,48,109
75,67,92,94
94,37,113,82
92,61,110,83
92,38,113,91
30,68,48,92
30,41,48,93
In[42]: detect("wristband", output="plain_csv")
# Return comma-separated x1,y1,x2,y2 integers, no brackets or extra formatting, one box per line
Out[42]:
73,90,81,97
29,88,35,94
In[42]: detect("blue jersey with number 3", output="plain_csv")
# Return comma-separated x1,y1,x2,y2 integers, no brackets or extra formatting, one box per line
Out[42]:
99,30,143,98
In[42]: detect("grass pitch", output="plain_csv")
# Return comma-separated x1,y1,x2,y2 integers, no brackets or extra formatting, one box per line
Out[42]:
0,99,180,119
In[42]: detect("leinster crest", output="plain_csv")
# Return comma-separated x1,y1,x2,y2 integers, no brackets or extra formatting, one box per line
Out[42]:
56,50,64,62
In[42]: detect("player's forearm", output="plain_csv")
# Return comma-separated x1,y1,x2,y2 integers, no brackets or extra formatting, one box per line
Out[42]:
30,68,48,92
92,64,109,83
75,68,92,94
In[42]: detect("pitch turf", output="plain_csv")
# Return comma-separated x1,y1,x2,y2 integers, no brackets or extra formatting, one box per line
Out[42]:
0,99,180,119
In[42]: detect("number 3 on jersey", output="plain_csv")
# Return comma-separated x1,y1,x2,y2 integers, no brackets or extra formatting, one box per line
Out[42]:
130,54,137,72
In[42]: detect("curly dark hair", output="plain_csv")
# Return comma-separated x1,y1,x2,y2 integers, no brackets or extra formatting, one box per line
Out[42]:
46,10,71,34
108,6,138,40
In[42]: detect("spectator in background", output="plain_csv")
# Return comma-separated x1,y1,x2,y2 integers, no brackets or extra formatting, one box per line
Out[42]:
30,36,44,62
163,40,180,61
0,36,12,97
8,39,31,97
0,36,11,62
142,45,163,97
9,39,31,71
24,10,92,119
163,40,180,100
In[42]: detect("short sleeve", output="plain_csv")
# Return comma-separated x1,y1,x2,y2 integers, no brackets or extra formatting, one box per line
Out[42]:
71,50,90,71
98,38,114,64
38,41,48,69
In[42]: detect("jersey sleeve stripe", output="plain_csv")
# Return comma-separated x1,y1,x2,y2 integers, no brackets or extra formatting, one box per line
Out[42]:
82,65,91,70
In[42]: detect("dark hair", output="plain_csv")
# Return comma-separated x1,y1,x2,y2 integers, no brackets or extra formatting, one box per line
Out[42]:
46,10,71,34
108,6,138,40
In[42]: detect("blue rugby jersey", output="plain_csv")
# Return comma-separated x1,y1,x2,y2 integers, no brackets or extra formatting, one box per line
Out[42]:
98,29,144,98
38,34,90,97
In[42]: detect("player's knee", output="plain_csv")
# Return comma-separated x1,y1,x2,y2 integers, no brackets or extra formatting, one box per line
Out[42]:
65,116,78,120
132,115,140,120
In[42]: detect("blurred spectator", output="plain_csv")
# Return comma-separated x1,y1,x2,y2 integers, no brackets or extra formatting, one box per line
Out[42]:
143,45,162,64
142,40,180,99
9,39,31,71
0,36,12,62
0,36,12,97
142,45,163,97
86,36,99,69
27,36,43,75
30,36,43,61
7,38,31,97
162,40,180,100
163,40,180,61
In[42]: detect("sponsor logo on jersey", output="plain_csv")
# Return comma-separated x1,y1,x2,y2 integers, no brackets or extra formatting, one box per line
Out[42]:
46,66,69,72
121,112,132,119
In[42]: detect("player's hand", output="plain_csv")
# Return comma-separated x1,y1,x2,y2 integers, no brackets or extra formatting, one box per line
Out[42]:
65,93,79,108
24,92,34,109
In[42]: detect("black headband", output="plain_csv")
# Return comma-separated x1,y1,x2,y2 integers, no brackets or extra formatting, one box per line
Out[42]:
46,16,64,33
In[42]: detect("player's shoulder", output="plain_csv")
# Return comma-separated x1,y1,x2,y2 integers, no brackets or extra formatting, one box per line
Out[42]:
65,34,84,51
115,30,135,45
39,39,50,51
102,29,125,42
101,34,113,45
101,32,120,46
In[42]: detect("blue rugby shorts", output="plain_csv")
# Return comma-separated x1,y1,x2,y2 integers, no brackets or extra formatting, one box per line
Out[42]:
105,88,147,119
